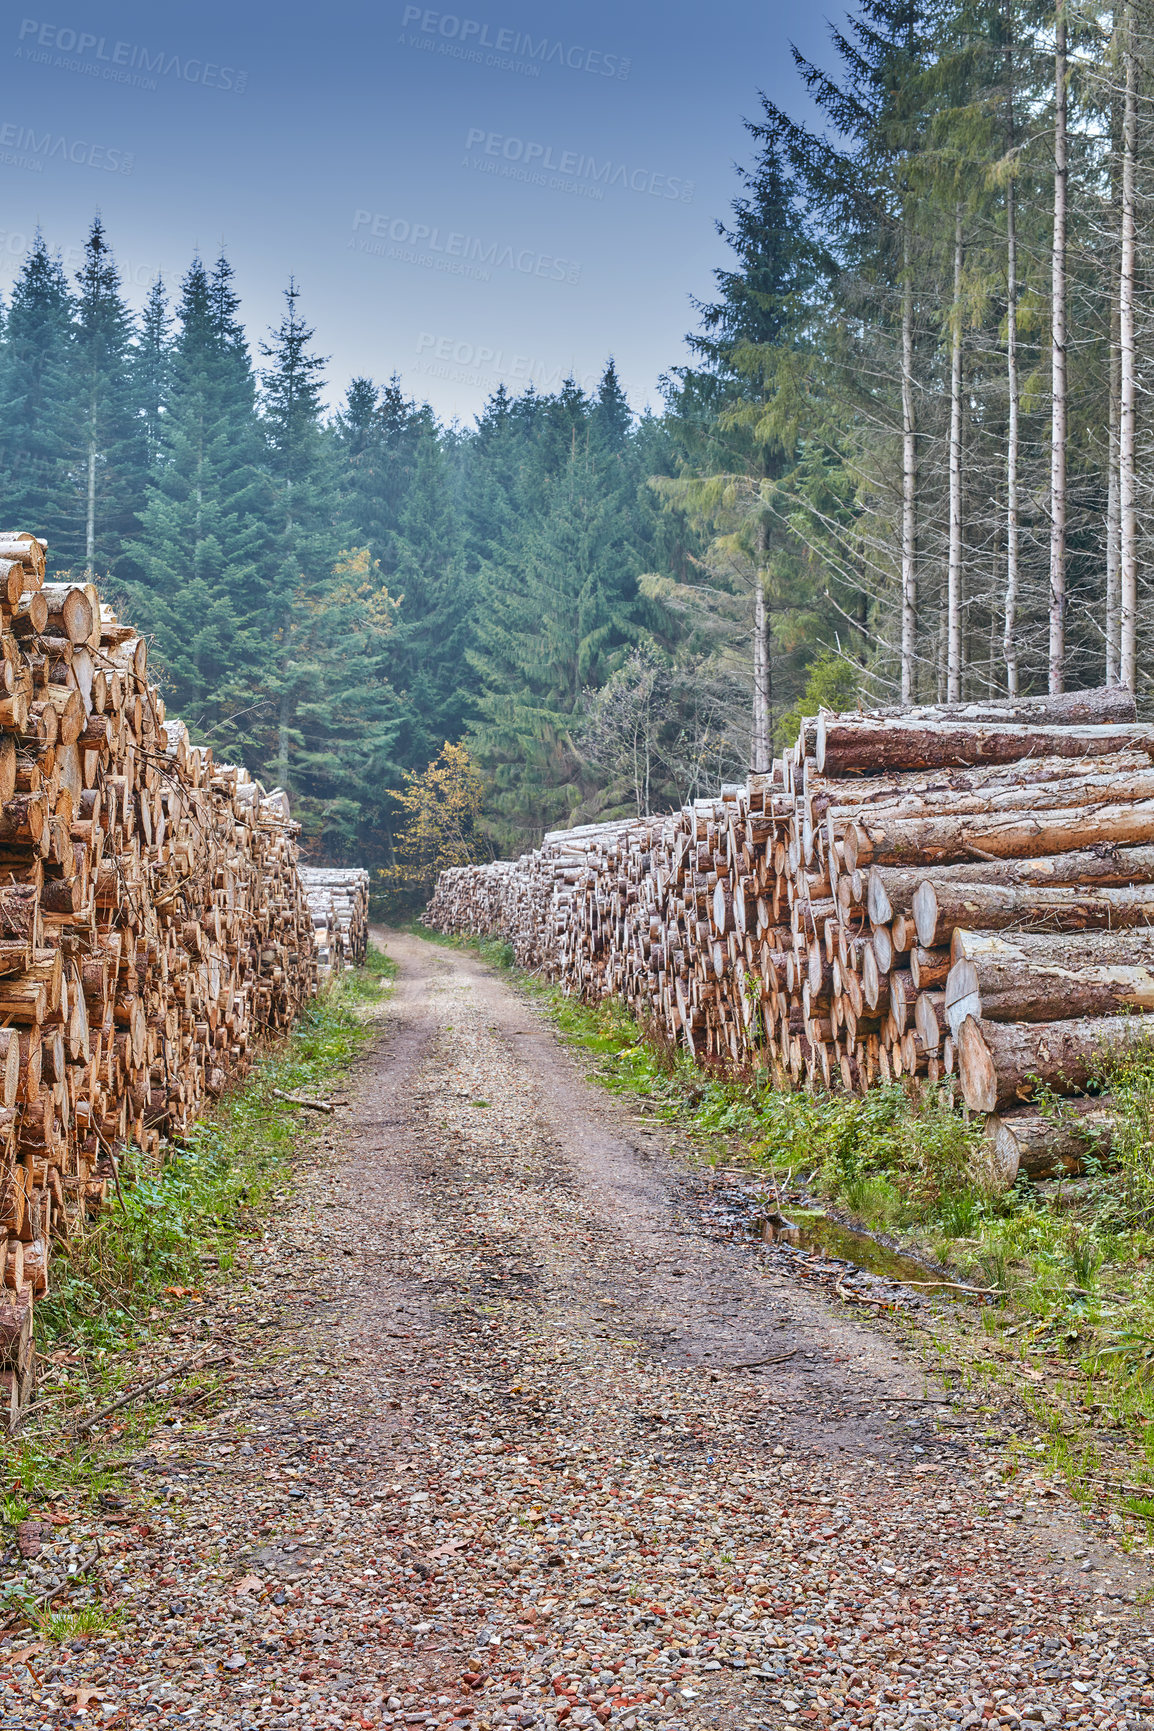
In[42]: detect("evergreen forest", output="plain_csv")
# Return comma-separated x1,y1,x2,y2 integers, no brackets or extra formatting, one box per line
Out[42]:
1,0,1149,868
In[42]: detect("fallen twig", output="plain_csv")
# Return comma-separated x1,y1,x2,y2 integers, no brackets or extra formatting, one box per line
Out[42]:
894,1278,1006,1296
727,1349,798,1370
836,1277,895,1309
273,1089,334,1115
70,1346,217,1436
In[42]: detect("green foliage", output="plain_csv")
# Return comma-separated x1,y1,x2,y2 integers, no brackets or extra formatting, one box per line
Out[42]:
381,742,488,913
775,650,862,749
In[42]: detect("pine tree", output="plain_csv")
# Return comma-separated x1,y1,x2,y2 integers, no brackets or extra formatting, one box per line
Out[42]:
126,252,272,742
0,233,74,558
133,275,171,474
257,279,333,788
61,216,140,575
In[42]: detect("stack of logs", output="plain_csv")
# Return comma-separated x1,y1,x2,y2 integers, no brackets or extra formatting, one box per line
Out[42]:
428,684,1154,1190
0,530,325,1422
299,868,370,980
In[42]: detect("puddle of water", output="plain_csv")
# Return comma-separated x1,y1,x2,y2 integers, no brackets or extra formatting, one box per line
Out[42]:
783,1209,953,1291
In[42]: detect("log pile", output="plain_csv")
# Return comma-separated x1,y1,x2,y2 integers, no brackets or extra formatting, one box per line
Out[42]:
428,683,1154,1188
299,868,370,979
0,531,329,1423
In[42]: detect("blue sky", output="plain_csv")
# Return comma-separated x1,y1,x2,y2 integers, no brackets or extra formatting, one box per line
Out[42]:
3,0,830,423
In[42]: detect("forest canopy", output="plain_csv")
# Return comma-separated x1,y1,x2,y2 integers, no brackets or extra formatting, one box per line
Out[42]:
1,0,1147,863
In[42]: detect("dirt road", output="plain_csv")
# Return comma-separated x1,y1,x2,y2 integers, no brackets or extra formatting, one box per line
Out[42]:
7,929,1153,1728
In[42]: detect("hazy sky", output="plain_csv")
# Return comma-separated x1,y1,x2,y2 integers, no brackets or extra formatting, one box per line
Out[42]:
3,0,831,424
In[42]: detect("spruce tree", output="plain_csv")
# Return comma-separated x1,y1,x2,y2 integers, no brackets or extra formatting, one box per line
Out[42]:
469,430,641,846
0,234,74,559
257,279,334,789
126,252,272,742
61,216,140,575
133,275,171,474
661,130,830,757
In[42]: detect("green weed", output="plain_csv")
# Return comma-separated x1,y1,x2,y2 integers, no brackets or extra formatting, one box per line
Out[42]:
38,1604,121,1643
0,1495,28,1528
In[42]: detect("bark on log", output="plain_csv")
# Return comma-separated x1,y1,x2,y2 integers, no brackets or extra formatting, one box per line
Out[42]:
846,802,1154,874
817,716,1154,777
913,879,1154,948
945,929,1154,1031
957,1012,1154,1113
910,946,950,989
848,686,1135,727
982,1098,1117,1188
866,844,1154,923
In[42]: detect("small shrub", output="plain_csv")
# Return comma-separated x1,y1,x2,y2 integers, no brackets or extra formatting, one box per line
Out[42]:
1068,1228,1104,1290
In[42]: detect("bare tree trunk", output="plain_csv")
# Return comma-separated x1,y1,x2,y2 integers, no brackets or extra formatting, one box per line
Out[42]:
85,441,96,575
1048,0,1068,694
1120,0,1139,692
947,207,965,702
1004,173,1021,696
900,224,918,706
751,554,771,772
277,686,291,790
1107,290,1121,685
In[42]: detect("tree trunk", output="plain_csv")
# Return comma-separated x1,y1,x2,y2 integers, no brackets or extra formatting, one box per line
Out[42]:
912,875,1154,948
1048,0,1068,693
1107,268,1122,685
847,800,1154,876
276,684,290,790
901,224,918,705
816,713,1154,776
958,1010,1150,1114
85,440,96,576
983,1099,1116,1187
1005,173,1020,695
1120,0,1139,692
866,843,1154,924
751,521,771,774
947,207,965,702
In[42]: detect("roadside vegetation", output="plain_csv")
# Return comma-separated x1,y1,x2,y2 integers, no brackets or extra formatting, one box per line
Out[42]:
0,948,393,1626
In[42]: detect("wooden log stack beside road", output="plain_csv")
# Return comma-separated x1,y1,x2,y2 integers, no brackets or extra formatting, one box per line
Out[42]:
428,681,1154,1191
299,868,369,981
0,529,349,1425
